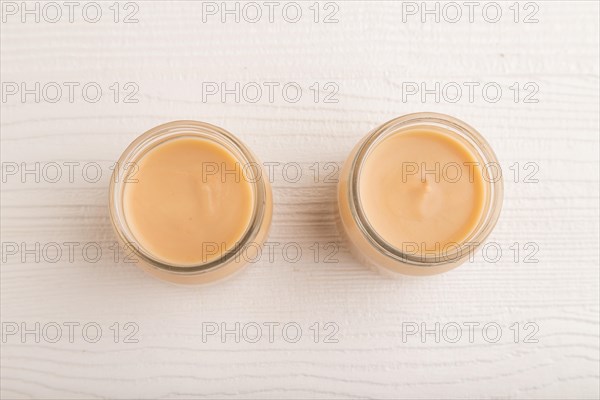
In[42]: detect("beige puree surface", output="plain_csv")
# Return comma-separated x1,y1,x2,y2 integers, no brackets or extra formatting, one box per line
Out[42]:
358,128,485,254
123,137,254,266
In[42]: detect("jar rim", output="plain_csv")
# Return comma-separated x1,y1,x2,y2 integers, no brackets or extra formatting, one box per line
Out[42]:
108,120,269,275
347,112,504,266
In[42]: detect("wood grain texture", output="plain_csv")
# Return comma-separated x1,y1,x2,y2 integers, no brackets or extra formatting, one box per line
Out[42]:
1,1,598,399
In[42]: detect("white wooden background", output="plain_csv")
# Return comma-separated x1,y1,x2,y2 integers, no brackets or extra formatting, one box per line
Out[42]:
1,1,599,398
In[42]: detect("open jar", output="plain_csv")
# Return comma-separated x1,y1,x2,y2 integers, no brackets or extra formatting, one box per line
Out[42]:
109,120,272,284
337,112,503,276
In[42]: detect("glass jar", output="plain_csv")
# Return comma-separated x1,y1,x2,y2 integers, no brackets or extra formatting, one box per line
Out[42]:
337,112,503,276
109,120,272,284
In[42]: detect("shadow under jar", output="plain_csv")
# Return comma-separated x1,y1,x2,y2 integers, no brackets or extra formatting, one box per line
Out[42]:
337,112,503,276
109,121,272,284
